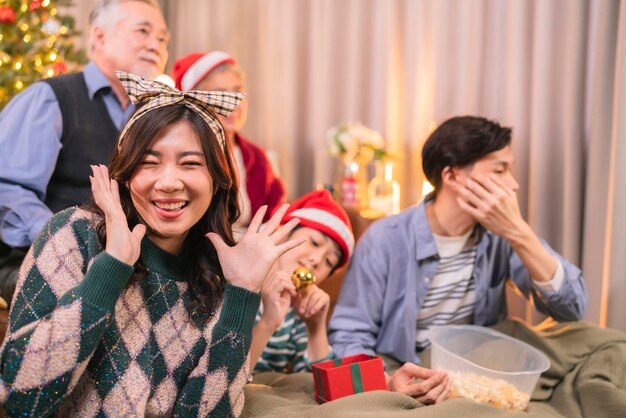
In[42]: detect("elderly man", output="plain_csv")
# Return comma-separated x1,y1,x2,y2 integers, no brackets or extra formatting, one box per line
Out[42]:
0,0,169,304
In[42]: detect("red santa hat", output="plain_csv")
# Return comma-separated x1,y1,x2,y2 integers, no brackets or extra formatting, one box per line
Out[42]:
281,190,354,268
171,51,236,91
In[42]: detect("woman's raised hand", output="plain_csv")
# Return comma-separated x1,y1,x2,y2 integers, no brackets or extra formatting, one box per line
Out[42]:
206,204,305,292
90,165,146,265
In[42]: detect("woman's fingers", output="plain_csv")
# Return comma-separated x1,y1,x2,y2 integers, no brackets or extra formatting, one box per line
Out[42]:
246,205,269,236
270,218,301,244
205,231,229,255
91,165,119,214
111,178,121,206
209,204,306,292
91,167,109,209
275,234,306,256
93,165,109,194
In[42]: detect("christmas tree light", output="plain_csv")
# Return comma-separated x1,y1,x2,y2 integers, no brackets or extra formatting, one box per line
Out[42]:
0,0,86,109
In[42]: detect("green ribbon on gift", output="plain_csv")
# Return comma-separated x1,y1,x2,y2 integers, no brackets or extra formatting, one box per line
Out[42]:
315,366,326,401
350,363,365,394
317,356,375,402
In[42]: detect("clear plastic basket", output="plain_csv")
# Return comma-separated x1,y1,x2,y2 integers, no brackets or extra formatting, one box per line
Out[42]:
428,325,550,411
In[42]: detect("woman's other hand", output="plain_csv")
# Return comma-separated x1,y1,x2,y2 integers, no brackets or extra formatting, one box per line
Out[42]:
206,204,305,292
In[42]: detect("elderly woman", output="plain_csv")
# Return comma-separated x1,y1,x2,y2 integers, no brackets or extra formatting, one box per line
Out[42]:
172,51,285,236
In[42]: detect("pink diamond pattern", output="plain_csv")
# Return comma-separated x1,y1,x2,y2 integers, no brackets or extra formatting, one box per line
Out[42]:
200,367,228,413
154,299,202,372
57,376,101,417
14,300,82,390
231,360,248,415
115,286,152,358
146,376,177,416
102,361,150,417
36,224,84,298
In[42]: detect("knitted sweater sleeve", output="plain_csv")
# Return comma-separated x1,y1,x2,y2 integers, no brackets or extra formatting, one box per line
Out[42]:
173,284,261,417
0,208,133,416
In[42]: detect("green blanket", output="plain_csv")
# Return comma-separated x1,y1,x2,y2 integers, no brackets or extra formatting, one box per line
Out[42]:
242,319,626,418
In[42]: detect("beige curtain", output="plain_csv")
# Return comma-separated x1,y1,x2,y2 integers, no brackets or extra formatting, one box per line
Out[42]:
582,0,626,330
70,0,626,330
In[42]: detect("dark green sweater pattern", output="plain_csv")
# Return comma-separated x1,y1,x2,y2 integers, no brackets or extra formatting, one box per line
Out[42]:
0,207,260,417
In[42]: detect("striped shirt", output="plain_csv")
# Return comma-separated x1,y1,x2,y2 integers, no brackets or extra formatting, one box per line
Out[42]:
253,306,334,373
415,228,478,351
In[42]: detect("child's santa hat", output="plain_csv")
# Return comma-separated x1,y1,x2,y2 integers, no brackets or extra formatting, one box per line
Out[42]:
171,51,236,91
281,190,354,268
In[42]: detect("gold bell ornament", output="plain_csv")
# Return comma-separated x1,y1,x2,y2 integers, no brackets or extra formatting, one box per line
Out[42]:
291,267,316,291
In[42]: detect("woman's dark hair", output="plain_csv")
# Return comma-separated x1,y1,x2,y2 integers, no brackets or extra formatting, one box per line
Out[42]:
421,116,512,195
91,103,240,312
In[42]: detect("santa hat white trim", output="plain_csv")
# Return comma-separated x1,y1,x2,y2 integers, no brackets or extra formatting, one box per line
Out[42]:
180,51,235,91
289,207,355,258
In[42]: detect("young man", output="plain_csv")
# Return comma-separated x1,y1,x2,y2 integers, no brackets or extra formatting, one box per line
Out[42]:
328,116,588,404
250,190,354,373
0,0,169,304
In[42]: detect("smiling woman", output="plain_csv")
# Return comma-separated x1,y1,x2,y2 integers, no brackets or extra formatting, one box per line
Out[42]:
116,107,222,257
104,101,236,308
0,72,305,417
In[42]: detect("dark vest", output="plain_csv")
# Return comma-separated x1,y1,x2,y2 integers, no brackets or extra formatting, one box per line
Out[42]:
43,73,120,213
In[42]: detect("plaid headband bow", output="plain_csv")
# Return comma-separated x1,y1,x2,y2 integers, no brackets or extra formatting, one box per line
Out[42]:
116,71,245,150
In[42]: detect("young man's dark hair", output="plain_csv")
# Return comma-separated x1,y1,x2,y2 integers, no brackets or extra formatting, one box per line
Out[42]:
422,116,512,194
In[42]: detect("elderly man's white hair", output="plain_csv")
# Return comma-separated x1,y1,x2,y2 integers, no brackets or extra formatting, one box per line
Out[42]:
88,0,161,51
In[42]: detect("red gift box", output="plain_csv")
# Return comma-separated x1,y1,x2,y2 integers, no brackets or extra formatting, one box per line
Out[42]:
312,354,388,403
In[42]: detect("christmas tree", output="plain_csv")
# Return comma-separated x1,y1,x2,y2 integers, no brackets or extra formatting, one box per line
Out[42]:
0,0,86,109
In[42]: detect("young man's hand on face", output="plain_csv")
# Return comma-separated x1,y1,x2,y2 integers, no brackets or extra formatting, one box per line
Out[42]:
455,173,532,242
293,284,331,330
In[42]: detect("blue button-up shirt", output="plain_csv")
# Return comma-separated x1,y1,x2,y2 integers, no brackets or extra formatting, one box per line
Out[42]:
0,62,135,247
328,200,588,365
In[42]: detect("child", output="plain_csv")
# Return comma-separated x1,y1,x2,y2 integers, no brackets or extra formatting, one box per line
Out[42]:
249,190,354,373
0,72,304,417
